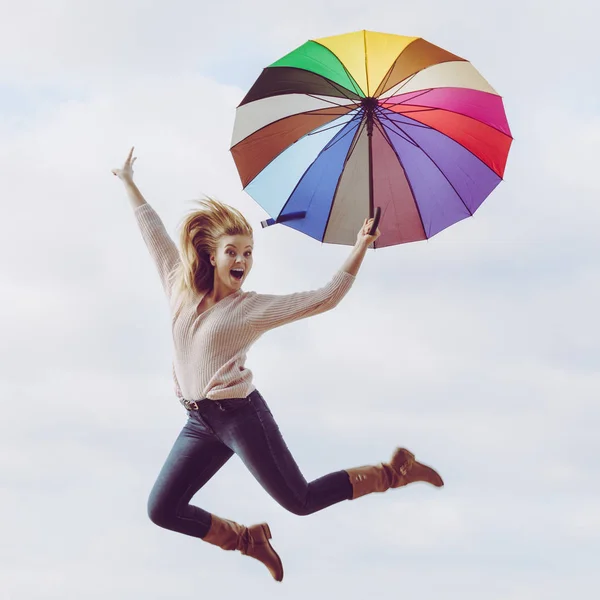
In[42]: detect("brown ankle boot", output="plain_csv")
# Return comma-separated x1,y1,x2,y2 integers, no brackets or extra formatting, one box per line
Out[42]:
202,514,284,582
345,448,444,499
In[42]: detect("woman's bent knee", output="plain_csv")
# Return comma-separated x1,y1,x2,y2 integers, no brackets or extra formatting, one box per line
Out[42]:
281,499,313,516
147,496,173,528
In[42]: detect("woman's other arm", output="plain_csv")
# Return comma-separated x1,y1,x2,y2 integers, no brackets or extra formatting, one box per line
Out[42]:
340,216,380,276
243,216,380,331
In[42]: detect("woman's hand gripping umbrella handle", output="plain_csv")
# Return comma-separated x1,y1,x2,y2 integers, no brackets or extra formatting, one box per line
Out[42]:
342,208,381,276
369,206,381,236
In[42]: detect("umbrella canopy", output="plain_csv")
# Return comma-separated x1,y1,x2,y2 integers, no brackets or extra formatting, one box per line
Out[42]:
231,30,512,248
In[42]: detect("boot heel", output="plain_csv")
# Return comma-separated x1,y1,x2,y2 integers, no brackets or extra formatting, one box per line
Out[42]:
204,515,283,581
260,523,272,539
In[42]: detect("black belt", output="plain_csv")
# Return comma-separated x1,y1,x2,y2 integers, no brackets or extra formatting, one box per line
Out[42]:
180,390,257,412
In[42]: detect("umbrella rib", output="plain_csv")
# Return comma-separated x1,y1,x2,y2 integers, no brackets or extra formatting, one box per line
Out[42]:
372,117,428,238
382,88,434,105
239,109,362,190
310,110,363,149
235,112,354,188
306,116,357,138
233,102,357,152
339,66,365,98
287,45,366,100
378,59,469,99
387,107,438,115
374,38,421,97
305,111,361,118
321,116,367,243
305,93,361,109
376,109,474,217
273,112,363,223
363,30,370,97
381,71,420,97
374,107,422,146
311,41,367,98
376,105,431,130
381,99,514,137
327,76,363,102
324,114,365,151
345,113,367,158
243,67,363,106
378,102,510,175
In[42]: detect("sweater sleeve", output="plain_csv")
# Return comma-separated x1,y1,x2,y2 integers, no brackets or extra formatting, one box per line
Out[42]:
134,203,181,298
243,270,355,333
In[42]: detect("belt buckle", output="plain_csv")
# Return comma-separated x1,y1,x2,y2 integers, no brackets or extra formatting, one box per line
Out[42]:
180,398,199,411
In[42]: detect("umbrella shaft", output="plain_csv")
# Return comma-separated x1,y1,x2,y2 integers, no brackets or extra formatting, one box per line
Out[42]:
366,106,374,138
367,112,374,220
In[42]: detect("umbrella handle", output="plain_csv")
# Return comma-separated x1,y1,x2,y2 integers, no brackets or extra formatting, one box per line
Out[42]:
369,206,381,236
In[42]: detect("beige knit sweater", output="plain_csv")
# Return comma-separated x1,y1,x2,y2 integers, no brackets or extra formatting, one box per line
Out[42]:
134,203,356,401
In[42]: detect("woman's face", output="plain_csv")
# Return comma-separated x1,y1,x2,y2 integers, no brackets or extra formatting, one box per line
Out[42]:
210,234,254,292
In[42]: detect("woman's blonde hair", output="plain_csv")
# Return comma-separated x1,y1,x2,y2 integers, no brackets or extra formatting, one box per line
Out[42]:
168,196,253,307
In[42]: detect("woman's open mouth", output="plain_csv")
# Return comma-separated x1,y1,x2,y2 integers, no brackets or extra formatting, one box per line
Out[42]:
230,269,244,281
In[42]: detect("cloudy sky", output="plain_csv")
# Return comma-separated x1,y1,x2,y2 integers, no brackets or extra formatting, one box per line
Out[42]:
1,0,598,598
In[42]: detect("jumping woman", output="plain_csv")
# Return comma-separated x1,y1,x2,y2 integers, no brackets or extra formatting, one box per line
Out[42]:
112,147,443,583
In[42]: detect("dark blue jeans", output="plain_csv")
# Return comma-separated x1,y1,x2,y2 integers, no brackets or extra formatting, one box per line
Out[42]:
147,389,353,538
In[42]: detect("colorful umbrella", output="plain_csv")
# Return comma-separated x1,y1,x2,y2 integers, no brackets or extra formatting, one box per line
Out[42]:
230,30,512,248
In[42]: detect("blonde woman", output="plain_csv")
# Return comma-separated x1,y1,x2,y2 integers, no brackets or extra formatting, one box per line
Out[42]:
112,147,443,583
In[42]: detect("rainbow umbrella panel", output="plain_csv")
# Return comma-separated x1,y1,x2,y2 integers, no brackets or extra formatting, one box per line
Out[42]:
231,30,513,248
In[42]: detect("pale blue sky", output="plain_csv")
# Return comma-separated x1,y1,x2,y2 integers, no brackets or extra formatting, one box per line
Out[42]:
1,0,598,598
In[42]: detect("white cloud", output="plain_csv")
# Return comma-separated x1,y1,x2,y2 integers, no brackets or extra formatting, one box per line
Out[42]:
536,108,600,195
1,0,599,597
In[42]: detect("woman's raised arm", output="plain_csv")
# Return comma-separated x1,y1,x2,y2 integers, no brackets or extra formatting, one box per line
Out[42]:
112,146,147,209
112,147,180,298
